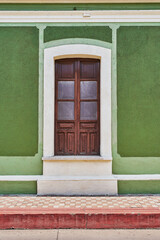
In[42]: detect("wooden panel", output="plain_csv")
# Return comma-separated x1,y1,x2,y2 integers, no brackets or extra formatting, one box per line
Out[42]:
57,61,75,79
80,123,97,130
80,61,97,79
66,132,75,154
90,132,98,153
79,133,88,154
56,132,65,154
58,122,74,130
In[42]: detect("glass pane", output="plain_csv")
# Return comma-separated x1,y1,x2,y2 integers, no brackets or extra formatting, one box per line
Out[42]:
80,81,97,99
80,102,97,120
58,102,74,120
58,81,74,99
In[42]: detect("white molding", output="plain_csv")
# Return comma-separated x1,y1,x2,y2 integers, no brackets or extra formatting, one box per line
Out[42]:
114,175,160,181
0,175,40,181
1,174,160,181
43,44,112,159
0,10,160,23
0,175,116,181
42,156,112,161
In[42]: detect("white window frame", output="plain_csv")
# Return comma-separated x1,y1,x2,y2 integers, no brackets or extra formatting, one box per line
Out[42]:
43,44,112,160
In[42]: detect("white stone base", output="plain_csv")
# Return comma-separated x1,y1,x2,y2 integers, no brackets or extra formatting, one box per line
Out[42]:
43,158,112,176
37,177,117,195
39,157,115,195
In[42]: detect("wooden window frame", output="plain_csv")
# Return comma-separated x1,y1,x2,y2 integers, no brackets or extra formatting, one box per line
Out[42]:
55,58,100,155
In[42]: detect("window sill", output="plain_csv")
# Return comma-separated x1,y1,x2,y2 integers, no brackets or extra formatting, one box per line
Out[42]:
42,156,112,161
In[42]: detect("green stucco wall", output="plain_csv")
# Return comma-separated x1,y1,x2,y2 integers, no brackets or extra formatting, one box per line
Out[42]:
0,3,160,11
0,181,37,194
118,180,160,194
112,26,160,177
44,26,112,43
0,27,39,156
0,27,42,181
117,26,160,157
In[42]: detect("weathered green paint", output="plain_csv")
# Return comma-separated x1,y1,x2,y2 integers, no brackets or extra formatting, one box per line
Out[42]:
0,181,36,194
0,27,39,156
113,157,160,174
117,26,160,157
44,26,112,43
0,27,43,175
0,3,160,11
0,154,42,175
118,180,160,194
112,26,160,174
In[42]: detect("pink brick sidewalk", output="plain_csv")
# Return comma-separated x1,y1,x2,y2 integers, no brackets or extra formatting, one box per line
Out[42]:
1,195,160,229
0,195,160,210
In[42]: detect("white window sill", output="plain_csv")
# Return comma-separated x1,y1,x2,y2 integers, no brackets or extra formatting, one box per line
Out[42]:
42,156,112,161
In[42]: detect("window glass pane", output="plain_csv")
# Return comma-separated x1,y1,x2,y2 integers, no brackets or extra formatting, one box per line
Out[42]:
80,81,97,99
58,81,74,99
58,102,74,120
80,102,97,120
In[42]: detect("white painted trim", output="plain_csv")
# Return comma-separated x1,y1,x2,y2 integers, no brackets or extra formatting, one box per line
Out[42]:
0,175,40,181
42,156,112,161
0,10,160,23
0,175,116,181
1,174,160,181
114,175,160,181
0,175,117,181
43,44,112,159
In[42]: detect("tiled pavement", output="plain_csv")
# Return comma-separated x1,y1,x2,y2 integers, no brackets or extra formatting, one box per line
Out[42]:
1,195,160,229
0,195,160,209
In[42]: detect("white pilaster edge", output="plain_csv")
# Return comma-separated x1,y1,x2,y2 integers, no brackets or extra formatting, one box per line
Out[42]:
0,10,160,22
44,44,112,159
1,175,160,181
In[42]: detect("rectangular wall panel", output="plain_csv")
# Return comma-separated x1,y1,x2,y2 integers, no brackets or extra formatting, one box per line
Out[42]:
0,27,39,156
117,26,160,157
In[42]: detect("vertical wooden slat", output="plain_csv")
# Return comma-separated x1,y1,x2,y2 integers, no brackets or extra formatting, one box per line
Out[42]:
77,60,80,155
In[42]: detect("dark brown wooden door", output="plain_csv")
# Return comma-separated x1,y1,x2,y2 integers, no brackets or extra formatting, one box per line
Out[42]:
55,58,100,155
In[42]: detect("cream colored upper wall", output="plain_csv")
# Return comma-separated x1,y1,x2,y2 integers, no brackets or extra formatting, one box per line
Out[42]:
1,0,160,3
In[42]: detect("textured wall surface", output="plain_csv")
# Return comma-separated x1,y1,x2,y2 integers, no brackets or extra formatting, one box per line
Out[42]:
0,181,37,194
0,27,39,156
0,3,160,10
118,180,160,194
0,27,42,184
44,26,112,43
117,26,160,157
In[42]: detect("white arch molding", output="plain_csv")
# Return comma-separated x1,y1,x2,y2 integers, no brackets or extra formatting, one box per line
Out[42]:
43,43,112,160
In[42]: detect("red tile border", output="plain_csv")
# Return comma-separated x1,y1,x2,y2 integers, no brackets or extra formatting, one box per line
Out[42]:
0,208,160,229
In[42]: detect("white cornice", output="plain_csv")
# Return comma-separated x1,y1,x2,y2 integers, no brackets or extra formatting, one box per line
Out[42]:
0,10,160,22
